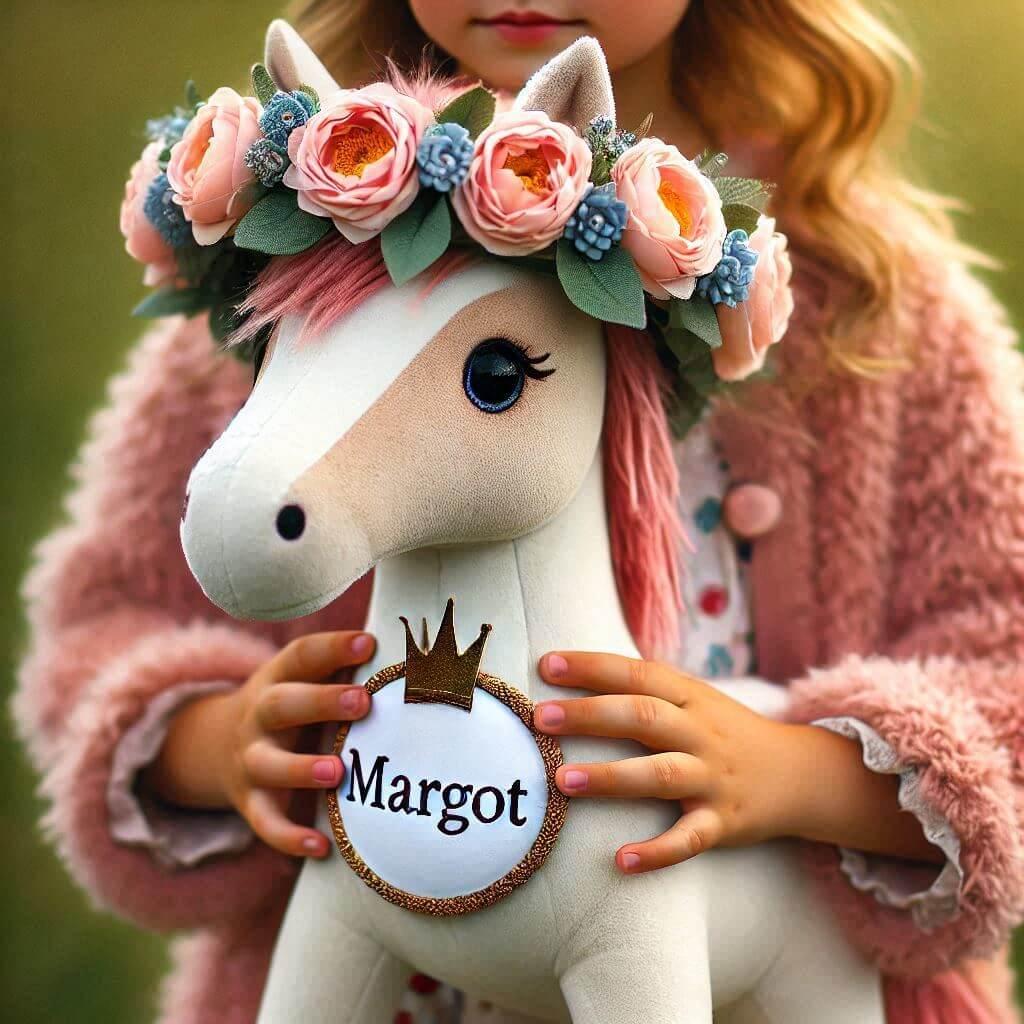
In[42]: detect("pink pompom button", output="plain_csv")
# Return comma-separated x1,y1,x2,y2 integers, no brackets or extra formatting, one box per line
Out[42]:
723,483,782,539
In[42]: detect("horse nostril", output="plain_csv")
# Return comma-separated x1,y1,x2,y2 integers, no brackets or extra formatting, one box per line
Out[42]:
276,504,306,541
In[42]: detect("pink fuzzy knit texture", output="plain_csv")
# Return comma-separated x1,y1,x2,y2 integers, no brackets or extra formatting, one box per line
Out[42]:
12,211,1024,1022
885,959,1022,1024
602,323,686,658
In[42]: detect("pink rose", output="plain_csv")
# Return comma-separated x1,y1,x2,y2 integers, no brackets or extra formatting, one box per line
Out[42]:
452,109,592,257
713,216,794,381
166,87,263,245
283,83,432,243
612,139,726,299
120,141,176,286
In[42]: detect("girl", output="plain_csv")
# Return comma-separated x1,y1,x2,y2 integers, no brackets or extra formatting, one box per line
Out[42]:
14,2,1024,1023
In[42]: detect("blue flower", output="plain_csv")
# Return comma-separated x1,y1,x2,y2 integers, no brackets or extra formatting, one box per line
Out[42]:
417,122,473,192
585,116,638,169
586,114,614,147
145,114,192,148
259,90,317,147
143,173,191,247
606,129,637,161
562,184,628,261
696,228,759,307
244,138,290,187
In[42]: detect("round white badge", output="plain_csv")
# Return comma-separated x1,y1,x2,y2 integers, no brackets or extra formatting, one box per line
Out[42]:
326,604,567,916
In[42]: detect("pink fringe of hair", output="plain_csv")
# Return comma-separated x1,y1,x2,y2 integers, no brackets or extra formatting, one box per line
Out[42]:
603,324,685,658
234,236,684,660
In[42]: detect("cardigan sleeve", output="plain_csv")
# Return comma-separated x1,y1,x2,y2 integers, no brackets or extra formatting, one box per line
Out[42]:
786,259,1024,977
10,317,302,932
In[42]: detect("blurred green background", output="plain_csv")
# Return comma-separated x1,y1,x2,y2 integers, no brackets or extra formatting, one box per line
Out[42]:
3,2,1022,1021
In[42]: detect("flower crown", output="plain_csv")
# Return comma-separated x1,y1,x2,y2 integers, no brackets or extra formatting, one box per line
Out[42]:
121,25,793,436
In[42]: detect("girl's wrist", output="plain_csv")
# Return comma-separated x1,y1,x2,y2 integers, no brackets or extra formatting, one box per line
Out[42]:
143,689,239,810
758,720,832,842
768,722,858,842
769,721,943,863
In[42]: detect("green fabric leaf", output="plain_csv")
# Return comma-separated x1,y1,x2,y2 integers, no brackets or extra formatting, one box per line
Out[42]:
296,83,321,111
697,150,729,178
208,302,241,341
381,192,452,286
590,151,611,187
714,176,770,208
666,383,711,438
174,239,231,285
669,296,722,349
633,112,654,141
663,340,721,437
184,80,201,110
555,241,646,329
132,287,207,318
251,63,277,105
722,203,761,236
234,189,332,255
435,86,496,139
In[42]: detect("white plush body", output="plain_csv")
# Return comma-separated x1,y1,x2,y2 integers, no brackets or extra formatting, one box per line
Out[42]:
255,461,884,1024
179,24,886,1023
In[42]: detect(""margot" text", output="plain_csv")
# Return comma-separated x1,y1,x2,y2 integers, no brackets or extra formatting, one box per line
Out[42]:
345,748,529,836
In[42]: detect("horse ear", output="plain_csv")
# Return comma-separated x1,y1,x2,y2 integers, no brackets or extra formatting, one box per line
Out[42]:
264,19,339,96
513,37,615,131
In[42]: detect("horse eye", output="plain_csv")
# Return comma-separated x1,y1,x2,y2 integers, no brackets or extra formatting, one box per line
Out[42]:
463,339,528,413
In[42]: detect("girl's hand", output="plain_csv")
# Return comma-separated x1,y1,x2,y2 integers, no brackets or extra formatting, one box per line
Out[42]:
146,630,375,859
533,651,941,875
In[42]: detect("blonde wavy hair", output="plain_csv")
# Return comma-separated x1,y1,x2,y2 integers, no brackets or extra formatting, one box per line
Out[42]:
287,0,984,375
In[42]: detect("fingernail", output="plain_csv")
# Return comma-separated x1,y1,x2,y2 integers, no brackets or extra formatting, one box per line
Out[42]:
620,851,641,872
302,835,325,854
544,653,569,679
339,688,365,715
313,758,338,783
350,633,374,657
536,703,566,729
561,769,588,792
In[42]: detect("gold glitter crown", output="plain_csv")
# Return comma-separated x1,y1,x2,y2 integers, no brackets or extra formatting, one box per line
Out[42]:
400,598,491,712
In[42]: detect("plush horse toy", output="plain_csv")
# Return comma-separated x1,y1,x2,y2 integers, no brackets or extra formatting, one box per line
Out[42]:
180,23,885,1024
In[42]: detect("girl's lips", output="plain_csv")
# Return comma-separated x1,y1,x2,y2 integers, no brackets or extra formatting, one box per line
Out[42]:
475,11,584,46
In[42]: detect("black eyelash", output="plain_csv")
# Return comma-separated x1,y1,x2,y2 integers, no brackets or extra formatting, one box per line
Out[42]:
504,338,556,380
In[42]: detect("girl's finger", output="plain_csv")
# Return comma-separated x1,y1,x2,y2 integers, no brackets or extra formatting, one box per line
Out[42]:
243,741,345,790
241,789,330,858
534,694,697,753
258,631,376,687
256,682,369,731
616,805,724,874
555,752,709,800
538,651,700,705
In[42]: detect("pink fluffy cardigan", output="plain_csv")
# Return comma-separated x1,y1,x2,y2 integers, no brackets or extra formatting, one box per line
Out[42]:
12,243,1024,1023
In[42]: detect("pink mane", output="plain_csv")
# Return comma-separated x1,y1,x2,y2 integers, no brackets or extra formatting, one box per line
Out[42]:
232,108,683,658
603,325,684,658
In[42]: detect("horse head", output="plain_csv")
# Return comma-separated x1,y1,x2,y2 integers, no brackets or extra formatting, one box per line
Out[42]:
181,27,619,621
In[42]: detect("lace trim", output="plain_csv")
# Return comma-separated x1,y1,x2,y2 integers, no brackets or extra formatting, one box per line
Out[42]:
812,716,964,932
107,680,254,869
